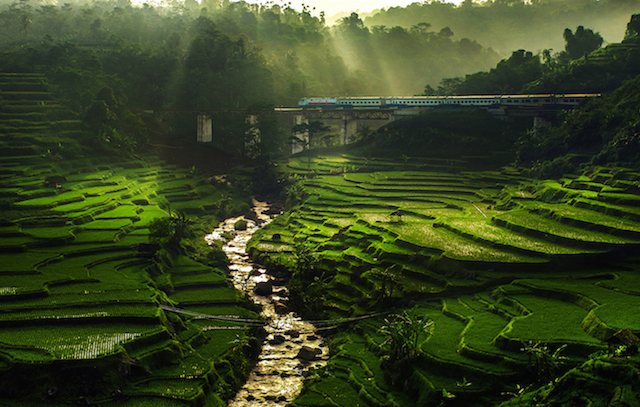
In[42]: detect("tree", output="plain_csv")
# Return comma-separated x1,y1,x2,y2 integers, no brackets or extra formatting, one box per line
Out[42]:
625,14,640,42
369,266,402,300
292,241,316,277
435,49,542,95
17,0,33,37
379,307,433,368
561,26,603,61
291,120,330,172
355,123,373,142
149,212,196,249
520,341,568,382
337,12,368,38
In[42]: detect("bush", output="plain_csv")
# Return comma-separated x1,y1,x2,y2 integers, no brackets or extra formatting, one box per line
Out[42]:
234,220,248,231
148,212,195,248
526,157,577,179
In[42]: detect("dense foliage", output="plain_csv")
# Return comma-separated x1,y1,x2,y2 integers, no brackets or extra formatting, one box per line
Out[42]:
517,73,640,175
421,13,640,174
365,0,639,57
356,107,529,164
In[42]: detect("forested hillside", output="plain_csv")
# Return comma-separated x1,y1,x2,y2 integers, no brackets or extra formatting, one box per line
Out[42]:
365,0,640,57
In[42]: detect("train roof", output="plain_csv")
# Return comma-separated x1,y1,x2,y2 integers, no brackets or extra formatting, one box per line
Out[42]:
300,93,601,100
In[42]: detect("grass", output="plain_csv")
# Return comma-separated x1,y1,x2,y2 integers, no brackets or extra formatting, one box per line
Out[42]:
499,294,603,351
520,200,640,235
515,278,640,332
0,252,58,272
443,218,598,255
494,209,637,245
392,220,545,263
0,324,160,360
171,271,227,286
169,287,242,304
0,303,158,321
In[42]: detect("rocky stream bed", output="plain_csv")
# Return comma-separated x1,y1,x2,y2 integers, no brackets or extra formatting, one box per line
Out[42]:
205,201,329,406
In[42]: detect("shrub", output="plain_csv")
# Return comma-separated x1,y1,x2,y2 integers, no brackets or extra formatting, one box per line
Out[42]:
234,220,248,231
379,307,433,367
527,157,577,179
149,212,195,248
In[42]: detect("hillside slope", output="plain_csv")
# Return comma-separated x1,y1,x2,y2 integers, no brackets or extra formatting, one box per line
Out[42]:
0,74,258,406
248,155,640,406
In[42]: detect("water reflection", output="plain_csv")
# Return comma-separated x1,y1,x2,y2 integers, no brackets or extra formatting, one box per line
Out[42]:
205,200,328,406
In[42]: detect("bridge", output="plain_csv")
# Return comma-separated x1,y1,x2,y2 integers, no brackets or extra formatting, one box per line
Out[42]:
275,107,421,153
276,96,589,153
149,94,596,154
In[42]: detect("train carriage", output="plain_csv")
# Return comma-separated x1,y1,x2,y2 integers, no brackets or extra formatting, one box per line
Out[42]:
298,94,599,109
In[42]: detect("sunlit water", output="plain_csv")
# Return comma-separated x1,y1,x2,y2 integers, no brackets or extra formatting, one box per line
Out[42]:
205,200,328,406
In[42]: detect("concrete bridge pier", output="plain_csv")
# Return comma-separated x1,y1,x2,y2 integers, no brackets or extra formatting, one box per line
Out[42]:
341,113,358,145
292,114,309,154
197,114,212,143
390,109,421,123
245,115,260,157
533,115,553,136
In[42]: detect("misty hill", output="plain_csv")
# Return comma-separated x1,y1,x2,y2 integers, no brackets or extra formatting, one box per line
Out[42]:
365,0,640,57
2,0,638,97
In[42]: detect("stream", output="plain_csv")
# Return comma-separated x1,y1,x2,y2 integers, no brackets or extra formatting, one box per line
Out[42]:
204,200,329,406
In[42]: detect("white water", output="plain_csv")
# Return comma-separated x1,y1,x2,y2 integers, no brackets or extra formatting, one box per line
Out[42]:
205,200,328,406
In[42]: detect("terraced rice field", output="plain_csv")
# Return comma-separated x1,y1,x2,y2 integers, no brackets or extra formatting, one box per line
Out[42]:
0,74,257,406
248,155,640,406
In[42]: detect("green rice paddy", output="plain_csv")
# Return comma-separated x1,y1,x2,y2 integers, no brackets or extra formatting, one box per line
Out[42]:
249,155,640,406
4,72,640,405
0,74,257,406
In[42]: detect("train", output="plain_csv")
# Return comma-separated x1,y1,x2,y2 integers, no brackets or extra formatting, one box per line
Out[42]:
298,94,600,109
